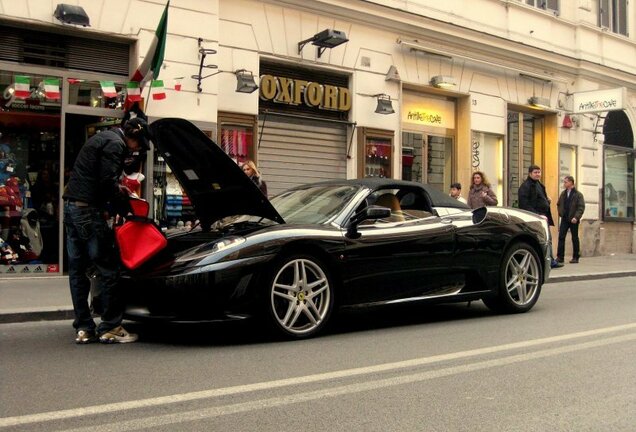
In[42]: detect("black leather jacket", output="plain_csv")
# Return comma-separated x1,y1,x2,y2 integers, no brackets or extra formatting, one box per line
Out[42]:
518,177,554,226
63,128,127,207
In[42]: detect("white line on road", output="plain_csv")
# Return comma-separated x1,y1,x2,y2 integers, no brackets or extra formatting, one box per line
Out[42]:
0,322,634,428
57,332,636,432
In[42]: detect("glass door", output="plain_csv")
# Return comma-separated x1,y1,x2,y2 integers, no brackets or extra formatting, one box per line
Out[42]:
401,131,453,193
506,111,544,207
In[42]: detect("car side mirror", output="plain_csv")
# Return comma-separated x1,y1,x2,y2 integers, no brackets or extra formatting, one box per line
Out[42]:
346,205,391,239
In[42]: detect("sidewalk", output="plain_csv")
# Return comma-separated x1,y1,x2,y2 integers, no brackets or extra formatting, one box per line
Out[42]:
1,254,635,324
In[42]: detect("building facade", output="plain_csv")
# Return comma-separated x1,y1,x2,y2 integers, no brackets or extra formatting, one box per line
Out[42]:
0,0,634,277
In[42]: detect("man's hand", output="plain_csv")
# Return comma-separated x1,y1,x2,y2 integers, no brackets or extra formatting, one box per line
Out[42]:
571,217,578,224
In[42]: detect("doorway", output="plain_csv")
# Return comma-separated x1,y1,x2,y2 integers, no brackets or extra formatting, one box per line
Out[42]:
402,131,453,193
506,111,544,206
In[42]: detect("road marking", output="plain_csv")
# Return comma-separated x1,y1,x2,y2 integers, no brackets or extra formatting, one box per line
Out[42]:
56,332,636,432
0,322,634,428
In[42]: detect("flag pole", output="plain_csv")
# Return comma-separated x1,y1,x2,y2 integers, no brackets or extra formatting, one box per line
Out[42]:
144,81,153,113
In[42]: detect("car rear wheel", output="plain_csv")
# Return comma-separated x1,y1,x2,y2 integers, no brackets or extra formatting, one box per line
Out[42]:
265,255,334,339
483,242,542,313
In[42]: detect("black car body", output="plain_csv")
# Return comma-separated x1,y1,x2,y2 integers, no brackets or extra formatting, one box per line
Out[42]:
122,118,552,338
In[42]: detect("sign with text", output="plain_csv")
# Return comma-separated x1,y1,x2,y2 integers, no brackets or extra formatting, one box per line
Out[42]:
402,94,455,129
572,88,625,114
259,74,351,112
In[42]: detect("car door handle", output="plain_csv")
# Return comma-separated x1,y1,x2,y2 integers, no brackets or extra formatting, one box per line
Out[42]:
440,218,453,224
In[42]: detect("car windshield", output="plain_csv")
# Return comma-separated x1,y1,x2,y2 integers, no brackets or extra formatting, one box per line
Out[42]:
270,184,360,224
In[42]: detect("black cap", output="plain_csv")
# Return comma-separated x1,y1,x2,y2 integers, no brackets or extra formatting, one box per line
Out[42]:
451,182,461,190
123,117,150,150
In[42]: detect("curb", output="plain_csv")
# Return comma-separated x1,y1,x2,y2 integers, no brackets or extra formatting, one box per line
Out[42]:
1,272,634,324
0,309,74,324
546,271,636,284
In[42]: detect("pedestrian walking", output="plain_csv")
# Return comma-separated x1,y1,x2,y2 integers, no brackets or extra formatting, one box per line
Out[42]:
449,182,467,204
467,171,498,209
242,159,268,197
518,164,563,268
63,117,150,344
556,176,585,264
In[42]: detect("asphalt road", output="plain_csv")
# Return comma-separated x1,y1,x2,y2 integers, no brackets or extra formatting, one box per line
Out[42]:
1,276,635,432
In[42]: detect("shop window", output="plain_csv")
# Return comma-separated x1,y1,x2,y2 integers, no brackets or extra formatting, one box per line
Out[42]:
358,128,394,179
559,144,577,191
526,0,559,14
472,131,504,203
0,72,62,274
603,147,634,220
217,112,256,165
68,80,127,110
599,0,628,36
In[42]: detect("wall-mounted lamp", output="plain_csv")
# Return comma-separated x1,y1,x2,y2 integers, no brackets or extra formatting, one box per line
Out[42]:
528,96,551,109
430,75,456,89
234,69,258,94
298,29,349,58
374,94,395,115
54,4,90,26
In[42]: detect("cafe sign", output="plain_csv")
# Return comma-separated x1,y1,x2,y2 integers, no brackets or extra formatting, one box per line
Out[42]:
402,94,455,129
259,74,351,112
572,87,626,114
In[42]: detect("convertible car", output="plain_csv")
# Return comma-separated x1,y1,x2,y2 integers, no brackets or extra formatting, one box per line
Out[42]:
122,118,552,339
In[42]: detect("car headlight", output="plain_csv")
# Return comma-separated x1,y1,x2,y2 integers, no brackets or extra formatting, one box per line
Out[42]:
175,236,246,262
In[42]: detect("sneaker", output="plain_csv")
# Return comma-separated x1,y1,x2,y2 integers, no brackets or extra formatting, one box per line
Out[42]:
75,329,97,344
570,257,579,264
551,260,564,269
98,326,138,344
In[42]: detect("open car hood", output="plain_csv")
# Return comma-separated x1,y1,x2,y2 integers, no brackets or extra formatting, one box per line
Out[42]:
149,118,285,227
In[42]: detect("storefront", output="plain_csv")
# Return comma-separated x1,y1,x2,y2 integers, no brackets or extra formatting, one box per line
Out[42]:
399,91,457,193
0,23,132,276
255,62,352,197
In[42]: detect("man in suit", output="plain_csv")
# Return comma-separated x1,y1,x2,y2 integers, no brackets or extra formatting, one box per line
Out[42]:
556,176,585,264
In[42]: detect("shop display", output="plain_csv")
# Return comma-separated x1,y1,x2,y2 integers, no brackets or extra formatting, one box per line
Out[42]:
364,139,391,178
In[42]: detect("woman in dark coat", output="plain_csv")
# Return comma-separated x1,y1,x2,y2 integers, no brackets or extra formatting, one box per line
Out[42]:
241,160,268,197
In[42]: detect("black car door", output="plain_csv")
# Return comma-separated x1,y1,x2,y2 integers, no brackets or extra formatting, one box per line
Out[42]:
340,215,456,307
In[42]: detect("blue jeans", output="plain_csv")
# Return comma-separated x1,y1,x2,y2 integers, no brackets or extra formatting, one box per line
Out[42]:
64,202,122,334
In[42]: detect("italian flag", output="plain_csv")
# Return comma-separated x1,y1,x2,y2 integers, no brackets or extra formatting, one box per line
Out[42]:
43,78,61,100
130,1,169,85
126,82,142,102
151,80,166,100
100,81,117,98
14,75,31,99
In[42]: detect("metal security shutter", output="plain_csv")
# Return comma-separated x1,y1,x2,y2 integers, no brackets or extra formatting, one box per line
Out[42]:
258,115,347,196
0,25,130,76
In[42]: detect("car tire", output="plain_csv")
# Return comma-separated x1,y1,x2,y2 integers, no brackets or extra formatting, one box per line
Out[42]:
263,254,334,339
483,242,542,313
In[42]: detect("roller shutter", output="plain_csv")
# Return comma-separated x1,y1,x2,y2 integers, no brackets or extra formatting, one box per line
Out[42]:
258,115,348,196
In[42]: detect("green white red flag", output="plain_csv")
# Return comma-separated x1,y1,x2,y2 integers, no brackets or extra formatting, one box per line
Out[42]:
126,82,142,102
43,78,60,99
100,81,117,98
151,80,166,100
14,75,31,99
130,1,169,86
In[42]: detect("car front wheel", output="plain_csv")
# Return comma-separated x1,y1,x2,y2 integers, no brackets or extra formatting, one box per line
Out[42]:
265,255,334,339
483,242,542,313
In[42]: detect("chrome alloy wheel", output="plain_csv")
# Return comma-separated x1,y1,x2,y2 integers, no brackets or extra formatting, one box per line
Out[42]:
270,258,331,336
504,248,540,305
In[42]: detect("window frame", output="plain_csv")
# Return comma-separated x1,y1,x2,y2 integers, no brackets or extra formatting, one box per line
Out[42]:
599,0,629,36
602,144,635,222
525,0,560,15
